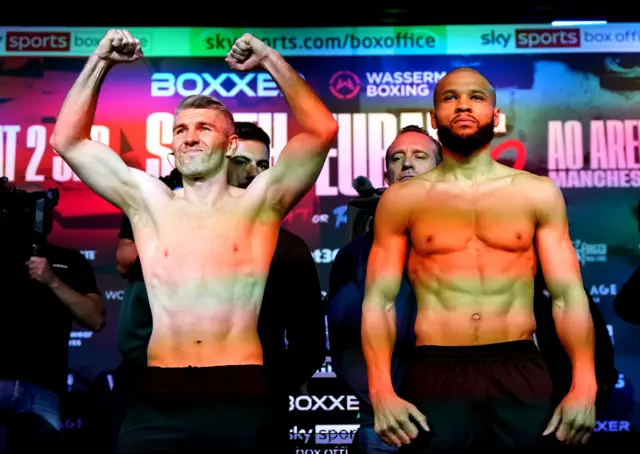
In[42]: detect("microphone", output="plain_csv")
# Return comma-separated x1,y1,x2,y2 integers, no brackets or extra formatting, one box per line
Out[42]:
353,176,376,198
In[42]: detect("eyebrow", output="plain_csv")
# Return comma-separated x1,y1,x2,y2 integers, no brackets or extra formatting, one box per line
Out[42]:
439,88,488,97
173,121,215,132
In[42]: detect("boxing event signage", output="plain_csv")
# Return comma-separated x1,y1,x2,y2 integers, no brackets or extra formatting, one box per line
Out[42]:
0,24,638,451
1,24,639,56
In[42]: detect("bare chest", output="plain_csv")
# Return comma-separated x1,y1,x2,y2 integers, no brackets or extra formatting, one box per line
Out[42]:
137,204,278,281
410,187,536,255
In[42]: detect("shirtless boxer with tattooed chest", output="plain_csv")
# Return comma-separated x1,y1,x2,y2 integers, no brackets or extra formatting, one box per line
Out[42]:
50,29,337,453
362,67,597,453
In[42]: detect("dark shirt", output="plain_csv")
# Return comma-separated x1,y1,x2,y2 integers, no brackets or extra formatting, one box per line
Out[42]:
327,228,416,413
327,230,617,411
613,266,640,325
0,242,99,395
115,225,326,395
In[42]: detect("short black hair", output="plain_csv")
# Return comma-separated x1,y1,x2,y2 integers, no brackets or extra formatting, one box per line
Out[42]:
385,125,443,168
234,122,271,149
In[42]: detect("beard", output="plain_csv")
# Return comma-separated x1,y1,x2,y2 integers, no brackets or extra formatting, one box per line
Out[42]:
437,120,495,157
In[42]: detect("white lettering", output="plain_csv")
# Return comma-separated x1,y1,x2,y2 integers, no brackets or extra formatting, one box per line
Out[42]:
24,125,47,182
150,73,281,98
288,395,360,412
0,125,20,181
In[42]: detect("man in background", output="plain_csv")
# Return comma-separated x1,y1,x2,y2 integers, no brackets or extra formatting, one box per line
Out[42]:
110,122,325,450
613,199,640,325
327,125,442,454
0,184,104,453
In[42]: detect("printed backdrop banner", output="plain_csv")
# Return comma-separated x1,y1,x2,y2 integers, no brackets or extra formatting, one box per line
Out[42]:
0,24,639,452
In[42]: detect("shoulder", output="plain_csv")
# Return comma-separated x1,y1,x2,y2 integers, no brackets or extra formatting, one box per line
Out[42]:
510,171,564,204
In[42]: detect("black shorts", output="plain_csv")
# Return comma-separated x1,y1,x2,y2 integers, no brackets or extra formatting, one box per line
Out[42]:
115,365,275,454
399,340,554,453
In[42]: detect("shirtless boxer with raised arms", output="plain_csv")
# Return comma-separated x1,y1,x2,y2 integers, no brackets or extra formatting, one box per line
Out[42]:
362,67,596,453
50,30,338,453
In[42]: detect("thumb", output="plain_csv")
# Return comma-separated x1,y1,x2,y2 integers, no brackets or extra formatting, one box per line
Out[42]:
543,407,561,435
409,406,429,432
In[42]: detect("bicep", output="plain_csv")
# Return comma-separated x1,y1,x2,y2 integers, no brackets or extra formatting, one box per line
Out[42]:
364,193,410,307
61,139,141,211
263,133,332,214
534,179,583,298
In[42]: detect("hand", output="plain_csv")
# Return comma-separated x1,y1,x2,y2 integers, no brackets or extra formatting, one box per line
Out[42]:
543,388,596,445
225,33,274,72
26,256,57,287
93,29,143,64
373,395,429,447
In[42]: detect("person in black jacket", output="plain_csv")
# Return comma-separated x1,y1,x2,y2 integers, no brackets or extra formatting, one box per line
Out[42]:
109,122,325,451
613,200,640,325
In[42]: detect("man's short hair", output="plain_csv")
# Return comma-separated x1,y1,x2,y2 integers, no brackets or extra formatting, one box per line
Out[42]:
385,125,443,167
175,95,235,135
234,122,271,150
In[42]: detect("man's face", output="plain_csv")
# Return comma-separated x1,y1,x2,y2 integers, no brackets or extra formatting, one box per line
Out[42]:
226,139,270,189
430,70,500,157
172,108,237,179
384,132,439,185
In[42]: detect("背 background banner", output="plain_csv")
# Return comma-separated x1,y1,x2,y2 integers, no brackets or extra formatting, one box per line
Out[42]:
0,23,639,452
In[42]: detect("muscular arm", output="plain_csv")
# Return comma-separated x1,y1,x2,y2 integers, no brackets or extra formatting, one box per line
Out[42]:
535,178,596,393
362,186,410,401
258,52,338,214
49,55,146,212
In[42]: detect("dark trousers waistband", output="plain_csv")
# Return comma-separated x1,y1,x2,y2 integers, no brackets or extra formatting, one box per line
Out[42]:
414,340,539,362
139,365,269,400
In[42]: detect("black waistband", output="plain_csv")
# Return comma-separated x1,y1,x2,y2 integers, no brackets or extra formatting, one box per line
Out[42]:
139,365,269,400
414,340,539,362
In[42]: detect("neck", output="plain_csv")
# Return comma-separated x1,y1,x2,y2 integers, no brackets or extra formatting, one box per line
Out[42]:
181,169,229,208
439,144,494,181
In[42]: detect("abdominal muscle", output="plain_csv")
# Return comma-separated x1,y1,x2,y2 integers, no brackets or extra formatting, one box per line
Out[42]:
410,261,538,347
143,275,268,368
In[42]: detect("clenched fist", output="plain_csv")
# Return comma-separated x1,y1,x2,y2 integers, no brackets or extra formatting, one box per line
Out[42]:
94,29,143,64
26,256,57,287
225,33,275,72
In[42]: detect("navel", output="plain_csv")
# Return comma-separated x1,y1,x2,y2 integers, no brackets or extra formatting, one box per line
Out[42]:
195,340,202,345
471,313,481,321
164,249,169,257
232,244,238,252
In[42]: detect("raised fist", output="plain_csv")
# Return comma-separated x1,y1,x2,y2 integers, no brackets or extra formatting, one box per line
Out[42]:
94,29,143,64
225,33,274,72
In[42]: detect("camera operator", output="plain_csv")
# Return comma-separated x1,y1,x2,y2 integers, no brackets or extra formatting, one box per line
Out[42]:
327,126,442,454
0,181,104,453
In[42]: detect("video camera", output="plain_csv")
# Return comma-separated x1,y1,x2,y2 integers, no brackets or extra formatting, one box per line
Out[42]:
346,176,386,242
0,177,60,256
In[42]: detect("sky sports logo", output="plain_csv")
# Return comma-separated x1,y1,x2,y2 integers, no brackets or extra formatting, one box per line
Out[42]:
5,32,71,51
289,424,359,445
515,28,580,48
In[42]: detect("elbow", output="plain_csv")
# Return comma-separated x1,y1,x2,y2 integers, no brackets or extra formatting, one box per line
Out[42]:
322,118,339,144
49,133,80,155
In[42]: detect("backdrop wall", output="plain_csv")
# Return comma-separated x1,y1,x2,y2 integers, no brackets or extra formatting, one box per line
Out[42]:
0,23,638,452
